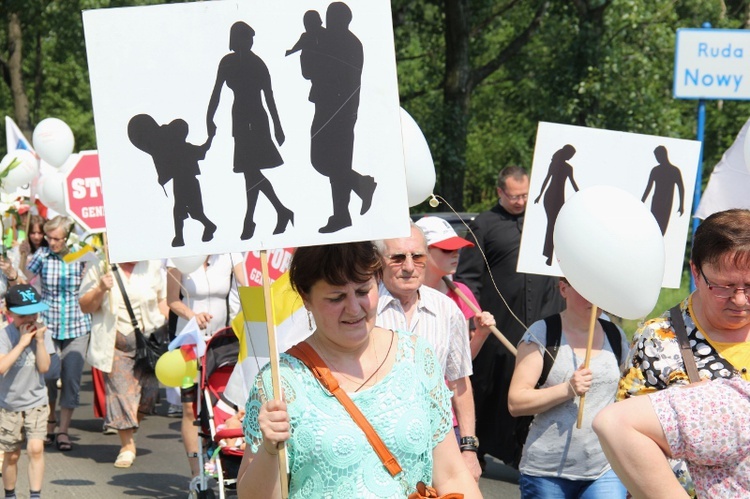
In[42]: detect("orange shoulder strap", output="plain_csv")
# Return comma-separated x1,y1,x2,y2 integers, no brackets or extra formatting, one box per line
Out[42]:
287,342,403,477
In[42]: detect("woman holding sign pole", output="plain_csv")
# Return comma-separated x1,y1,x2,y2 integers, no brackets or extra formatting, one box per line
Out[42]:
237,242,481,498
508,277,628,499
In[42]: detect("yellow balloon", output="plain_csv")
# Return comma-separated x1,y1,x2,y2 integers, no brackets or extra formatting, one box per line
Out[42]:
155,349,187,387
183,359,198,383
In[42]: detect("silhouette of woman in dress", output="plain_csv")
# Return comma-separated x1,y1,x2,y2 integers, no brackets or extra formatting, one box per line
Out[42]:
206,21,293,241
534,144,580,266
290,2,377,233
641,145,685,236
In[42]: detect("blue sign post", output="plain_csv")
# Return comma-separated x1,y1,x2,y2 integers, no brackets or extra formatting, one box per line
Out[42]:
672,23,750,289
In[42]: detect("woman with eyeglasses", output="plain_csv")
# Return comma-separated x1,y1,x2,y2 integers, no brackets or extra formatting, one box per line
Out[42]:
21,216,91,453
617,208,750,498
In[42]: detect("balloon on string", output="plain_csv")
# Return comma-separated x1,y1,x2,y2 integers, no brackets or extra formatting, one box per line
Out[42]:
0,150,39,193
553,185,665,320
155,349,188,387
400,108,436,207
32,118,75,168
171,255,206,274
35,170,69,215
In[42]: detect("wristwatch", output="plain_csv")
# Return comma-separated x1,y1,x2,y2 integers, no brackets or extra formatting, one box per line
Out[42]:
459,435,479,452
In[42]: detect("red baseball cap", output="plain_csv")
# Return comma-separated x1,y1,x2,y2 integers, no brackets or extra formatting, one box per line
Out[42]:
415,216,474,251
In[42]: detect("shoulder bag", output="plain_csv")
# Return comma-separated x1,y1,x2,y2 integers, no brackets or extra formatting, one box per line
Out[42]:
112,263,170,373
670,304,701,383
287,341,464,499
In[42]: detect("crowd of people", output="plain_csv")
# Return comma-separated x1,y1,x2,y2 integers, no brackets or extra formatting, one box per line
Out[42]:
0,174,747,498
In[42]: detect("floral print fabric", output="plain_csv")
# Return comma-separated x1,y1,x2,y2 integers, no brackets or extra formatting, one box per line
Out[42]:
618,295,741,497
649,377,750,497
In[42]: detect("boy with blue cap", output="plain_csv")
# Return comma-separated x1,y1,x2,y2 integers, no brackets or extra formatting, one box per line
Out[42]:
0,284,52,499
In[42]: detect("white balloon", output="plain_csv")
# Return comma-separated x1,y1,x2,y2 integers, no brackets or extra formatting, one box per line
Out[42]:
400,108,436,207
32,118,75,168
36,171,68,215
0,150,39,193
171,255,206,275
553,186,665,320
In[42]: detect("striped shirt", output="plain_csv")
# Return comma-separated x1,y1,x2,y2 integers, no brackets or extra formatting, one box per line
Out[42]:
376,283,472,382
27,247,91,340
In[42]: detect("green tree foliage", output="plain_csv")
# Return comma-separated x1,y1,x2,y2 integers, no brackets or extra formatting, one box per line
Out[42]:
2,0,750,216
396,0,750,212
0,0,192,149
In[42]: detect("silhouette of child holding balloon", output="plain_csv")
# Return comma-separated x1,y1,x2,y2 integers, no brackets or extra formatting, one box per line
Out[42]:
128,114,216,247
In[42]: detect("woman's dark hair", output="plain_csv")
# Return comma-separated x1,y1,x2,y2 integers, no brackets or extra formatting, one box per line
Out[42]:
28,215,48,251
289,242,381,297
692,209,750,271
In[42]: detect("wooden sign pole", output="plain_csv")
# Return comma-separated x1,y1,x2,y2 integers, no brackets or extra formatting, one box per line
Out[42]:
576,306,598,429
442,276,517,356
261,250,289,499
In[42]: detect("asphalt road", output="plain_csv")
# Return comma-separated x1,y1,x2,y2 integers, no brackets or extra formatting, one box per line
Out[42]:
8,369,520,498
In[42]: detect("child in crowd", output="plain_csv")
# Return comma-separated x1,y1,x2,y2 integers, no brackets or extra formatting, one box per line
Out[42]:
0,284,52,499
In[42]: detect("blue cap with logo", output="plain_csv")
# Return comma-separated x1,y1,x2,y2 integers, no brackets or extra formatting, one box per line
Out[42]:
6,284,49,315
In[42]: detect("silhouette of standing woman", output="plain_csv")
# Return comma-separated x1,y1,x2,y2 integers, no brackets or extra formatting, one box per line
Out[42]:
534,144,579,266
206,21,293,240
292,2,377,233
641,145,685,236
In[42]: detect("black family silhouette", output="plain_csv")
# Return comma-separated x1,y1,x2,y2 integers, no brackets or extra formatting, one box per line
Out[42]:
534,144,579,266
206,21,293,241
290,2,377,233
128,114,216,247
641,145,685,236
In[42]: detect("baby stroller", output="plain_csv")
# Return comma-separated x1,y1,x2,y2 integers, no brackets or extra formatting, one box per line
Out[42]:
188,327,243,499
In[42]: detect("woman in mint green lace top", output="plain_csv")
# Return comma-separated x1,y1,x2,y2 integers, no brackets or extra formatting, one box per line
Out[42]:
236,242,482,498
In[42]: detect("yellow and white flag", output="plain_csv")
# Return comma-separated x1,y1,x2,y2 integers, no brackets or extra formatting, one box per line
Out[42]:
62,244,101,265
231,272,311,376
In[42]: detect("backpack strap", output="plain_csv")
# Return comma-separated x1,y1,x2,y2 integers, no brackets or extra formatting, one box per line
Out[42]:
286,342,403,477
670,304,701,383
598,318,623,364
539,314,562,387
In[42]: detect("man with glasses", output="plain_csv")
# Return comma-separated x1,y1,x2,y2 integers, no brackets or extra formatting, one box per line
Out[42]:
617,208,750,498
455,165,564,469
375,223,481,482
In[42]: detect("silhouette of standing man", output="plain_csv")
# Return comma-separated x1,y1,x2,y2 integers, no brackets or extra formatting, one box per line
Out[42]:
641,145,685,236
206,21,293,241
534,144,579,265
293,2,377,233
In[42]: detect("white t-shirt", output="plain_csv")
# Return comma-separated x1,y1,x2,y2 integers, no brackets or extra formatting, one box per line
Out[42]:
168,253,242,338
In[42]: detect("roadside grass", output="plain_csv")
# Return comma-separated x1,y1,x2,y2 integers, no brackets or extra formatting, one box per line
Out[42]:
618,271,691,339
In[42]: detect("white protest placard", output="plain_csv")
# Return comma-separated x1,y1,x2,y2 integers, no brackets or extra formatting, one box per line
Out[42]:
517,122,701,289
674,28,750,100
83,0,409,263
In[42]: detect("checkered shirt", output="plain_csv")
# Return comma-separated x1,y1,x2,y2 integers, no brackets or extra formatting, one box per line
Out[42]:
26,247,91,340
